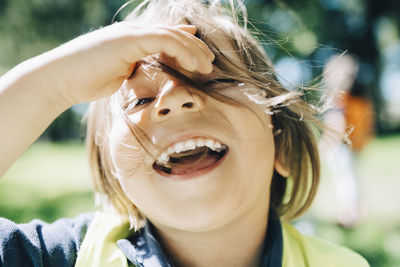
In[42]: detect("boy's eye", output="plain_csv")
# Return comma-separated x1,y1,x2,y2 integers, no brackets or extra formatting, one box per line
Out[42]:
136,97,155,106
126,97,155,112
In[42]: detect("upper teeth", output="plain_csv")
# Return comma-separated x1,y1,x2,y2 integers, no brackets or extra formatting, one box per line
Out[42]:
156,138,226,165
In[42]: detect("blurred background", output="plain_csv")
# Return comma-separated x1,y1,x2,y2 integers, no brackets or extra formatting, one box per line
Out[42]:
0,0,399,266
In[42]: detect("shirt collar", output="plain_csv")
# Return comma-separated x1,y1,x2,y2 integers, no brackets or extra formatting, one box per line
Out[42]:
117,210,283,267
260,210,283,267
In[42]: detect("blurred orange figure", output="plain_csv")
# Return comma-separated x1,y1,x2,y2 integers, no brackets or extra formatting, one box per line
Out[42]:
343,91,375,152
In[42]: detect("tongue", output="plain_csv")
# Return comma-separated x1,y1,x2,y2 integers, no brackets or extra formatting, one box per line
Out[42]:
171,152,220,175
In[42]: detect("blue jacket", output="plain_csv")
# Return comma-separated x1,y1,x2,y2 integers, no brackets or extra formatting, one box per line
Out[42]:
0,212,283,267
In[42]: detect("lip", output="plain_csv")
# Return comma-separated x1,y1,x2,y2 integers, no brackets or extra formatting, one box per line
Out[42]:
153,146,229,181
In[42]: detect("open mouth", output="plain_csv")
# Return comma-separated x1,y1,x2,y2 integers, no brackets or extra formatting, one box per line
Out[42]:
152,138,229,176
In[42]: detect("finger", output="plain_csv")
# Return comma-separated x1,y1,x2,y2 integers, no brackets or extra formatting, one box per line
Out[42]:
155,28,213,73
175,25,215,62
117,25,212,74
135,32,200,72
180,30,215,62
175,25,197,35
166,28,214,73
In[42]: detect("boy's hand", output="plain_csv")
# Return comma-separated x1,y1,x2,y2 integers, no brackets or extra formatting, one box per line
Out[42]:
25,23,215,107
0,23,214,177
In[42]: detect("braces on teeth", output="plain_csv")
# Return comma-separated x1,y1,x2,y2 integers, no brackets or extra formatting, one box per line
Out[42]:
156,138,227,165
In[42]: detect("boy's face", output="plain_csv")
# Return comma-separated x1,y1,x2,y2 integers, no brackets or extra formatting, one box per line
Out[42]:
109,63,283,231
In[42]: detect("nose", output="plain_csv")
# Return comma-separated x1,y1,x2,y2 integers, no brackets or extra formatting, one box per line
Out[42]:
152,80,204,122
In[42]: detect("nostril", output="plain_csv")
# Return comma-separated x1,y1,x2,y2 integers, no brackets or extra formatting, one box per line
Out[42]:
158,108,170,115
182,102,194,108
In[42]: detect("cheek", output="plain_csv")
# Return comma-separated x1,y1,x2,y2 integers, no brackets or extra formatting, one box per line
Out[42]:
128,108,151,128
109,118,147,178
230,108,276,186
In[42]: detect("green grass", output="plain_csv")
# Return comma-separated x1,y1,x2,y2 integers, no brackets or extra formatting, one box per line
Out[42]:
312,135,400,224
1,136,399,266
307,135,400,267
0,141,94,222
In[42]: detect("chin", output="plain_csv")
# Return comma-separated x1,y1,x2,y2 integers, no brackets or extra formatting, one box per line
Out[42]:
148,197,244,232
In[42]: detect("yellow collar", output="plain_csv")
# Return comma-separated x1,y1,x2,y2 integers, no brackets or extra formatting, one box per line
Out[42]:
75,212,131,267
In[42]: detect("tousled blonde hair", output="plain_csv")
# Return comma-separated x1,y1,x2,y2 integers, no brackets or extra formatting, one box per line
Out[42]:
86,0,321,229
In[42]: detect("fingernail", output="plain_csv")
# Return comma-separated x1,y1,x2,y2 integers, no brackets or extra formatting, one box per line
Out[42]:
209,52,215,62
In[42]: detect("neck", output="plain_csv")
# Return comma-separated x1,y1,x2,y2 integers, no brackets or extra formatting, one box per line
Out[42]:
152,196,270,267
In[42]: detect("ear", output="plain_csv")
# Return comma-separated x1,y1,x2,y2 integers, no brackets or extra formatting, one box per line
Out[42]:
274,159,290,177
